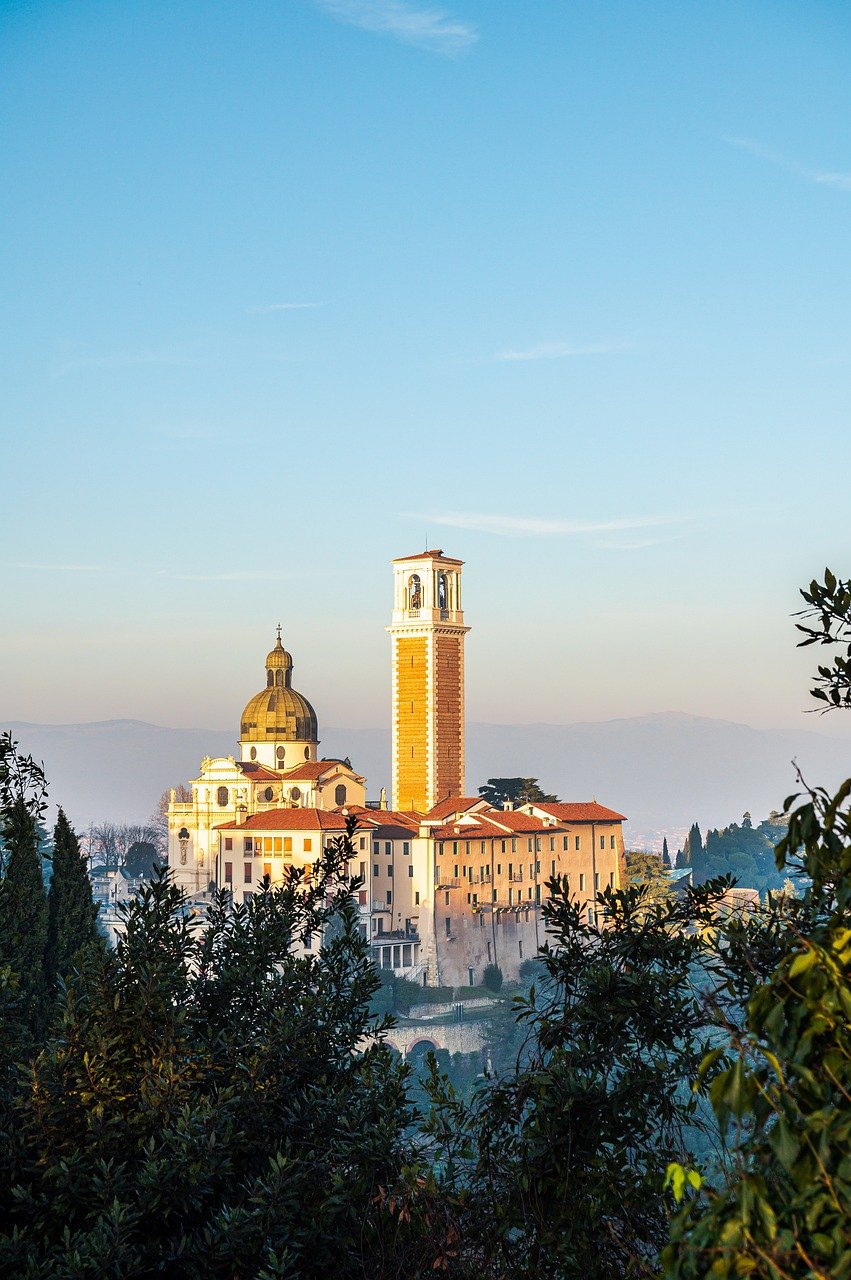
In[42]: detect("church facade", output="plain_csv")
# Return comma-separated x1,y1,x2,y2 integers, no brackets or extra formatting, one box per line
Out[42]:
166,551,625,985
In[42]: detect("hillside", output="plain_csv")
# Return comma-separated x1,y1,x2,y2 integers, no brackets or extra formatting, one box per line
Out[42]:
5,713,849,849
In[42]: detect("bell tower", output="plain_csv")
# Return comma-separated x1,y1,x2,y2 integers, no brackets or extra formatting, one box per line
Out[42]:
387,549,470,812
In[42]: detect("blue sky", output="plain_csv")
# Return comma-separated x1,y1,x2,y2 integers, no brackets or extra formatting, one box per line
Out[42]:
2,0,850,738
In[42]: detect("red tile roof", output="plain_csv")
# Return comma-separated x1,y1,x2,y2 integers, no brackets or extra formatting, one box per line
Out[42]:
431,816,518,840
276,759,366,783
216,808,353,832
532,802,627,823
393,549,463,564
425,796,484,820
486,809,551,833
344,805,421,832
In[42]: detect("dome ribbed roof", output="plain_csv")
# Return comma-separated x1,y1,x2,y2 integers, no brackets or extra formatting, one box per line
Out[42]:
239,630,318,743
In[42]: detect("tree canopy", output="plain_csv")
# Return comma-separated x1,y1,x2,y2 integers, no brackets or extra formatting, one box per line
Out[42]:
477,777,558,807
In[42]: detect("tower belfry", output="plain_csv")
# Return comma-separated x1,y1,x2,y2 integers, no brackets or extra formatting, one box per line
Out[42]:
387,549,469,812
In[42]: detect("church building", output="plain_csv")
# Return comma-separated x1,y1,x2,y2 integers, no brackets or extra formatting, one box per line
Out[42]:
165,550,626,985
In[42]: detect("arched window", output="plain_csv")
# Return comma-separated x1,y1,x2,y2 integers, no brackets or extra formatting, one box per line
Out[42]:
408,573,422,611
437,572,447,609
216,786,229,807
335,784,347,805
304,746,310,759
276,746,286,765
275,670,284,687
267,670,274,687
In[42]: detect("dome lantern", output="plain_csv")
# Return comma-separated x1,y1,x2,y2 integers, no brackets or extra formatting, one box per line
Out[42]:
239,629,319,766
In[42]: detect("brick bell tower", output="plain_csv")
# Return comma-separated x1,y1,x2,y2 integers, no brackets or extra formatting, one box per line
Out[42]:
388,549,470,812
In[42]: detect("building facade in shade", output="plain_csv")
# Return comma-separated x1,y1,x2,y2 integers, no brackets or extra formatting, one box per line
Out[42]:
387,550,470,812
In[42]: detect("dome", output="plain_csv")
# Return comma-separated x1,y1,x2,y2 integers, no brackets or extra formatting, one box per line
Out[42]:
240,630,318,744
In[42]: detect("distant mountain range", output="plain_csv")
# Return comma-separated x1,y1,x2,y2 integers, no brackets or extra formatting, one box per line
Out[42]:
5,713,850,850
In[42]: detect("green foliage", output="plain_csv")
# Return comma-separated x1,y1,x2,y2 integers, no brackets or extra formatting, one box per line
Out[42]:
662,837,672,869
477,777,558,807
795,566,851,709
624,850,673,912
0,821,416,1278
0,733,49,1049
695,815,788,894
123,838,162,879
664,776,851,1280
416,875,731,1279
44,808,103,995
482,963,503,993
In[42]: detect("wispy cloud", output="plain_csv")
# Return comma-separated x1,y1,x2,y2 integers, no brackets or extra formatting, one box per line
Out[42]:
159,570,303,582
313,0,477,55
54,348,200,376
724,135,851,192
495,341,629,363
406,512,686,537
591,534,686,552
4,562,105,572
247,302,323,313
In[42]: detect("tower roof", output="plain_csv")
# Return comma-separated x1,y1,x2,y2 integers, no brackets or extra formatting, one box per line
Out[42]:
393,548,463,564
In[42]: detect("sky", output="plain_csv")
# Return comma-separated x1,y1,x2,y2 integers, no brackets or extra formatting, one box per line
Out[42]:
1,0,850,738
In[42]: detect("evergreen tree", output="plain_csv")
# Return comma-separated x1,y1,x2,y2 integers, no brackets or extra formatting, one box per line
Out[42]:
44,809,102,996
0,735,49,1047
676,843,690,868
478,777,558,807
662,836,672,868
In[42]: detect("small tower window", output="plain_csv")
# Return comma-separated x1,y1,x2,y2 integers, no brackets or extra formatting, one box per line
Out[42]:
216,787,229,807
304,746,310,759
408,573,422,611
335,784,347,805
267,670,274,687
275,670,284,687
250,746,257,760
276,747,286,764
437,572,447,610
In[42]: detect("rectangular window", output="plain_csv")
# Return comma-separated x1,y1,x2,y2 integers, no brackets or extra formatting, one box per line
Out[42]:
244,837,253,852
453,841,458,855
487,941,492,961
385,841,392,855
465,841,470,855
445,916,451,936
224,837,233,851
536,838,541,852
263,862,272,879
359,837,366,849
403,841,410,855
600,836,605,850
408,864,414,877
467,893,471,903
563,836,568,851
273,837,282,853
373,844,380,855
519,940,524,959
575,836,580,851
528,887,532,900
610,872,615,887
480,841,486,854
528,838,533,853
508,888,513,905
549,837,554,851
492,888,497,901
594,872,600,889
304,838,312,852
501,840,506,853
511,838,517,853
438,842,444,855
283,837,292,853
445,891,450,905
244,862,252,884
224,861,233,882
359,861,366,879
415,891,420,905
386,890,392,905
263,837,272,853
387,865,393,878
497,863,502,875
551,859,556,875
579,873,586,891
536,860,541,874
374,864,379,877
454,865,459,878
508,863,513,878
529,864,533,877
610,834,616,849
535,884,541,903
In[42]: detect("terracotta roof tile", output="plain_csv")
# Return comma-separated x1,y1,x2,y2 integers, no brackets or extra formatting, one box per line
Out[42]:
532,801,627,823
425,797,484,820
216,808,353,832
237,762,281,783
393,549,463,564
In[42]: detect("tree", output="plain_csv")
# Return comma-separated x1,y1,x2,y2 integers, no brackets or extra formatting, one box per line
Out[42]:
124,839,162,880
477,778,558,808
90,822,161,873
0,817,417,1278
44,809,102,996
415,874,731,1280
482,963,503,993
662,836,672,869
664,569,851,1280
623,850,673,912
795,566,851,709
0,734,49,1048
150,785,192,855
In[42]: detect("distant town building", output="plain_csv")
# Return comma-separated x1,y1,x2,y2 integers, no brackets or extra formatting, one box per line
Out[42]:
166,551,626,984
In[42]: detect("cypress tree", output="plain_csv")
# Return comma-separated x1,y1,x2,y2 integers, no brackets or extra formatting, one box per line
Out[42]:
0,796,48,1046
662,837,671,869
45,809,102,995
